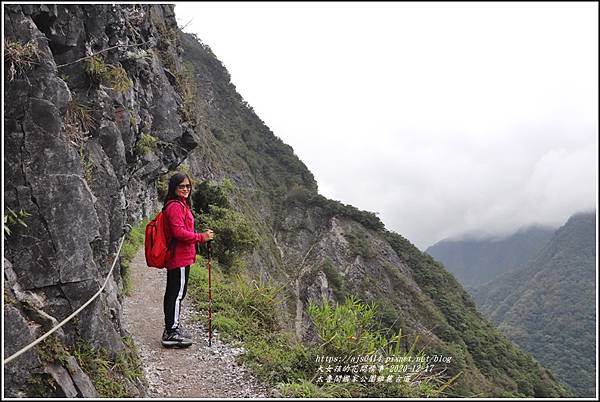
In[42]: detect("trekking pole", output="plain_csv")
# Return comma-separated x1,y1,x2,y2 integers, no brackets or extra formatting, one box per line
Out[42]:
206,240,213,347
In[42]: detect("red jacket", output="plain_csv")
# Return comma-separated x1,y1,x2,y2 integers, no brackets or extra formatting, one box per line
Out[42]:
164,197,208,269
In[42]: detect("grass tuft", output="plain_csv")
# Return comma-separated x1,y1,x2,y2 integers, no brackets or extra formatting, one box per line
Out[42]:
135,133,158,156
84,55,133,92
120,218,148,296
73,337,144,397
4,207,31,237
187,260,454,397
5,38,40,80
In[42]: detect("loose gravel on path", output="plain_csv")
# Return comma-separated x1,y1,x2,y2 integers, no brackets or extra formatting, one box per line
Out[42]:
122,249,273,398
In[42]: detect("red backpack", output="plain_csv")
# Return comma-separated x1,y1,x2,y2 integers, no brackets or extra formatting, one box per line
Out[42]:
144,200,181,268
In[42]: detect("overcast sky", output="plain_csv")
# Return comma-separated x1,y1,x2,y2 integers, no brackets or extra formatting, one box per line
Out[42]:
174,2,598,250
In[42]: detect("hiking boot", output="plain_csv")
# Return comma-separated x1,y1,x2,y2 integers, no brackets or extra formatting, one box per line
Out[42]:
174,326,191,339
161,328,192,348
162,327,192,340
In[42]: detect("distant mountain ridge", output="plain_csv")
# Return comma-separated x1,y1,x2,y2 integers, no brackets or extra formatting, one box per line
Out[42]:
426,225,556,288
471,211,597,397
2,3,575,398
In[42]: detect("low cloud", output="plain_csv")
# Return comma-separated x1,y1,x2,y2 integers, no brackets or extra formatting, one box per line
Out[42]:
176,2,598,249
311,121,597,250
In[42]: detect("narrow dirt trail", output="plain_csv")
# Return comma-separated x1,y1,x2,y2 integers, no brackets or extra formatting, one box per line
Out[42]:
122,249,272,398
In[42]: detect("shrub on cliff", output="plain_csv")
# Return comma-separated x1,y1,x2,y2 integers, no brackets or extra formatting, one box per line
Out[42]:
192,180,258,270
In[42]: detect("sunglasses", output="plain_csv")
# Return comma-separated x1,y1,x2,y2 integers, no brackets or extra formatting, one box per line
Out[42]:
177,184,192,190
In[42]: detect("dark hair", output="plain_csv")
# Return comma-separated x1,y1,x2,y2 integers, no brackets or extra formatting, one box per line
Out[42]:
163,172,193,209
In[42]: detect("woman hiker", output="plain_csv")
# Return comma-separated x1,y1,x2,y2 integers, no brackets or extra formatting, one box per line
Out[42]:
161,172,214,348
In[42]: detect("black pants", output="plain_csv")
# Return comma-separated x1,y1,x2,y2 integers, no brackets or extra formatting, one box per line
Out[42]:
163,266,191,331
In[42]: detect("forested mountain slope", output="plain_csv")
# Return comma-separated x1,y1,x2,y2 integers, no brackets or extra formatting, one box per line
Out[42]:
3,4,573,398
427,226,555,289
472,212,596,397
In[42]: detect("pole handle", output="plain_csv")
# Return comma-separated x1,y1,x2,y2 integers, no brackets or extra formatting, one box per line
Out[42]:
206,239,213,258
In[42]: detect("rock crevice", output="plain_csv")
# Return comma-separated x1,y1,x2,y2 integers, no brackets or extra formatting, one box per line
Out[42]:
4,4,198,397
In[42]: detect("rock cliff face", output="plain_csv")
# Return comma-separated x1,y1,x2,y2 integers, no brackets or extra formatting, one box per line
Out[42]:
4,4,198,397
4,4,573,398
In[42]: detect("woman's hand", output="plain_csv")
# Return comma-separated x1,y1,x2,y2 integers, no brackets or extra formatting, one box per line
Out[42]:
204,229,215,241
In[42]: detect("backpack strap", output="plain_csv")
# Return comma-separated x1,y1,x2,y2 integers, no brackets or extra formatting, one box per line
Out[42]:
162,199,186,211
163,199,187,252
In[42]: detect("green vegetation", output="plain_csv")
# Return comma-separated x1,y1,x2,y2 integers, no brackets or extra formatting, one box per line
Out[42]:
149,9,199,126
33,334,143,397
286,185,384,231
174,62,201,126
63,98,97,181
189,261,284,344
4,38,40,81
79,149,96,183
27,373,58,397
308,297,461,398
192,180,258,270
188,260,307,386
120,218,148,296
64,98,96,145
4,288,15,304
38,334,71,366
150,8,179,45
106,64,133,92
171,29,573,398
84,55,109,80
135,133,158,156
234,134,317,196
383,229,573,398
178,32,319,195
188,264,455,397
192,179,231,213
196,204,258,269
278,380,354,398
156,175,168,201
308,296,386,356
84,55,133,93
321,258,348,301
343,231,375,259
473,213,595,397
127,107,138,127
177,162,196,180
73,337,143,397
4,207,31,237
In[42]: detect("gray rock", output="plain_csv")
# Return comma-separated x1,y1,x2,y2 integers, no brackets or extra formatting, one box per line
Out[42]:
3,305,41,396
45,363,78,397
4,4,197,397
65,356,99,397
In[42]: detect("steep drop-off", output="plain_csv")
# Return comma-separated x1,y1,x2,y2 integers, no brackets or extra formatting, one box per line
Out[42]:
176,25,573,399
472,212,597,397
3,4,573,398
